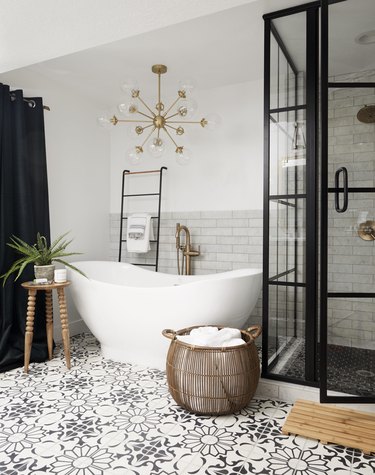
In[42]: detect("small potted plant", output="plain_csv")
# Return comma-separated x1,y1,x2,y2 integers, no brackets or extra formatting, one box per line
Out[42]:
1,232,86,285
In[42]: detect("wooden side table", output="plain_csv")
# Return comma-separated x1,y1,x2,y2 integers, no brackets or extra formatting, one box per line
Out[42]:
21,281,71,373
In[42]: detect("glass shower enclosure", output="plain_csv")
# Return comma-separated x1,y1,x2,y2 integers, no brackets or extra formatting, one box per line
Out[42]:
263,0,375,404
320,0,375,403
263,3,318,386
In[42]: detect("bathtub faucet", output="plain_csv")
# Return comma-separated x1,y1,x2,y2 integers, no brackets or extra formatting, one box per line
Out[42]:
175,223,200,275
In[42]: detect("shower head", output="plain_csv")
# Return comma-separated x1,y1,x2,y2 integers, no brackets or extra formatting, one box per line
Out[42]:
357,104,375,123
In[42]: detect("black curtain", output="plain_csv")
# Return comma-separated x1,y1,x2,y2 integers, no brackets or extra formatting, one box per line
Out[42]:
0,83,50,372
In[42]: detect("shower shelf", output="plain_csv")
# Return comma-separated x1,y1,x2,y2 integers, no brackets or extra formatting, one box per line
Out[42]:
118,167,167,271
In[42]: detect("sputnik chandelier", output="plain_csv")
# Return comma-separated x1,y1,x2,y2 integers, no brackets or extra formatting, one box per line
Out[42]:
99,64,219,165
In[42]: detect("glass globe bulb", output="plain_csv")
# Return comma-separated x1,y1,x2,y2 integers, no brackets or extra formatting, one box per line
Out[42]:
118,101,138,117
177,99,197,119
97,111,113,129
175,147,192,166
126,146,143,165
120,78,139,96
202,113,221,131
97,116,112,129
148,137,165,158
178,78,195,95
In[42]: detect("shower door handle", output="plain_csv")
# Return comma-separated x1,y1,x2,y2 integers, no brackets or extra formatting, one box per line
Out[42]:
334,167,348,213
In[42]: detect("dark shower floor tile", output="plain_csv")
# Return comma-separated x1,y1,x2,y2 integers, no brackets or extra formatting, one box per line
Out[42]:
278,341,375,397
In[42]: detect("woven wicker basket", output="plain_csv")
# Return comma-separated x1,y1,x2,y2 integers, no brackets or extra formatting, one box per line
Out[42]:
162,325,262,415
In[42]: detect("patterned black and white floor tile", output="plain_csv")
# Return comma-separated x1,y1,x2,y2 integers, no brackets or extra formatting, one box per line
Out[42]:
0,333,374,474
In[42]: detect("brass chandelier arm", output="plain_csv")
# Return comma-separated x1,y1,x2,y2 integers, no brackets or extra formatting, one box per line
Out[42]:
164,124,180,132
168,120,202,124
137,110,155,120
164,112,181,121
116,119,154,123
137,95,156,117
142,123,155,131
163,96,182,117
140,126,157,148
162,126,179,149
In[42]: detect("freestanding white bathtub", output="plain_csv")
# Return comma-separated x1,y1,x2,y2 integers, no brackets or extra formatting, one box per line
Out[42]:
68,261,262,369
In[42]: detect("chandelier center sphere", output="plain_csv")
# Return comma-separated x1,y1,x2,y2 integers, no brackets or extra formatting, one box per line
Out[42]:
153,115,166,129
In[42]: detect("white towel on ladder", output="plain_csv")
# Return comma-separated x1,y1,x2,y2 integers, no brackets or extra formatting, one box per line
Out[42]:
127,213,154,253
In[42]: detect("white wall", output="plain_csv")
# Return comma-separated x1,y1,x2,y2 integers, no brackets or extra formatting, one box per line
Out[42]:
110,79,263,213
0,71,110,339
45,88,110,339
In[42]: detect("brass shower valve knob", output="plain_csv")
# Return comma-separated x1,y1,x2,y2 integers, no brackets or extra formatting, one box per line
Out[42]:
358,220,375,241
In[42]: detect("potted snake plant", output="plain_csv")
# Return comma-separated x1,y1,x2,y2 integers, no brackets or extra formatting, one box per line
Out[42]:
1,232,86,285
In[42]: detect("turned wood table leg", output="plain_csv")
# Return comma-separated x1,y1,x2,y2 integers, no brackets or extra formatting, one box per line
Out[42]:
57,287,71,369
24,289,37,373
45,289,53,360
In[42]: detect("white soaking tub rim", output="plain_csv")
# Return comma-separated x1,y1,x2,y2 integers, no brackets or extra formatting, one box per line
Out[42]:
69,260,262,289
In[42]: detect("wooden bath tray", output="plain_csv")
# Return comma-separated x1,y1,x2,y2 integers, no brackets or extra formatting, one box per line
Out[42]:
282,399,375,455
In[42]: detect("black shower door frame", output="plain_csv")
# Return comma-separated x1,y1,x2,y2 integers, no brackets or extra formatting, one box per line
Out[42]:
262,2,319,385
320,0,375,404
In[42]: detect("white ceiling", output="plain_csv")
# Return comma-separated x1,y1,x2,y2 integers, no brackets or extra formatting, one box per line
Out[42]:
0,0,258,74
1,0,373,111
15,3,266,107
0,0,307,108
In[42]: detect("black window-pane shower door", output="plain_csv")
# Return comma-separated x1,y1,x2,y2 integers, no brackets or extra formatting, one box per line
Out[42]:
320,0,375,403
263,6,318,386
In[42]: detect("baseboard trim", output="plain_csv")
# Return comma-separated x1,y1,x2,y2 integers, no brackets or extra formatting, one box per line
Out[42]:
255,378,375,413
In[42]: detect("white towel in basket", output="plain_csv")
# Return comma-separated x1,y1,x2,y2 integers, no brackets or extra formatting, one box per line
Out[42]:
177,327,245,347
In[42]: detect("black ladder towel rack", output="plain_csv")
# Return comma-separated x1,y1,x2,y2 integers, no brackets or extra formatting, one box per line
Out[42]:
118,167,167,271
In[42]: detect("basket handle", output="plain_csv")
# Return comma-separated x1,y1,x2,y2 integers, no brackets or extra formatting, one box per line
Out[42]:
162,329,177,340
244,325,262,340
